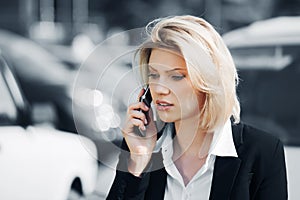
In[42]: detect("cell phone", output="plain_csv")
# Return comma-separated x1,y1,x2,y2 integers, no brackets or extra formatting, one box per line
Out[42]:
136,85,152,137
139,85,152,118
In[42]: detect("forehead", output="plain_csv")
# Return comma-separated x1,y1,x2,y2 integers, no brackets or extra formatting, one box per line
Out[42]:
148,48,186,70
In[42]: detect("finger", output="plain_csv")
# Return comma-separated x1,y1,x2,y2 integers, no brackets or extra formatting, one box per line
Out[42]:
129,110,147,125
130,118,146,131
122,117,144,136
128,102,149,112
137,88,146,100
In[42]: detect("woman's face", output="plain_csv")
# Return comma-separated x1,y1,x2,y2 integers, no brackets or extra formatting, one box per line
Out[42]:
148,48,206,123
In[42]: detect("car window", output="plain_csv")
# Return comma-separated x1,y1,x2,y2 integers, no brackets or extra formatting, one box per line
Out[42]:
230,46,294,70
0,71,17,125
2,60,26,110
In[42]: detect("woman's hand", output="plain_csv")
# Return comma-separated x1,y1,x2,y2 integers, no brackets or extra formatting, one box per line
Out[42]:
121,89,157,176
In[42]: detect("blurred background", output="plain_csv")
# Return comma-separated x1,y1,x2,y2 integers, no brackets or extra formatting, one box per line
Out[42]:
0,0,299,199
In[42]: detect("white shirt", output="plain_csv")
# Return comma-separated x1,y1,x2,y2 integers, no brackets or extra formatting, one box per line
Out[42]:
154,120,237,200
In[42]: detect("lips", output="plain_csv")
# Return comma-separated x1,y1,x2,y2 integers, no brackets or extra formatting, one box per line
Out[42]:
156,100,174,111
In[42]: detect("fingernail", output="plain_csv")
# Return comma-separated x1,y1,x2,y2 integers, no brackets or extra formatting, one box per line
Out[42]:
144,118,148,125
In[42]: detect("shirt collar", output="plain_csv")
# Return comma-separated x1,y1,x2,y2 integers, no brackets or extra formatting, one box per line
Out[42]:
157,120,238,160
154,123,173,154
209,119,237,157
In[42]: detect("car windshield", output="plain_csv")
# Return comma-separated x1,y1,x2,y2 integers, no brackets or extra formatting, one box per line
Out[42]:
0,70,17,125
229,45,300,70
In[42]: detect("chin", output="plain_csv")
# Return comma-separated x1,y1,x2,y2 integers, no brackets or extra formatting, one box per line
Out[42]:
157,113,178,123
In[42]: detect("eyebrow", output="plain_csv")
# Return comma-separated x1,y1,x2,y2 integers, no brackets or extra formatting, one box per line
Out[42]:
148,65,186,73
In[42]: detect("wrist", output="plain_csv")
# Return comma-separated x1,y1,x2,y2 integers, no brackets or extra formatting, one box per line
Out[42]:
128,153,152,177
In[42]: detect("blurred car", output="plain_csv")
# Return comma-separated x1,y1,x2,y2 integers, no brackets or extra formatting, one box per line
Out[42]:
223,16,300,200
0,28,141,165
223,16,300,145
71,44,139,163
0,54,98,200
0,29,77,132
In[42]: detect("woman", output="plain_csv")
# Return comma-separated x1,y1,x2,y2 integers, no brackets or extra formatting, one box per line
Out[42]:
107,15,287,200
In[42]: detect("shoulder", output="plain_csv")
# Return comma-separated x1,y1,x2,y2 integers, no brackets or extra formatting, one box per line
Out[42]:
231,122,287,198
232,122,286,184
232,122,284,160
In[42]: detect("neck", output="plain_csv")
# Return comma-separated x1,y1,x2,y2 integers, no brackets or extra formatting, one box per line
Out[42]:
173,117,212,159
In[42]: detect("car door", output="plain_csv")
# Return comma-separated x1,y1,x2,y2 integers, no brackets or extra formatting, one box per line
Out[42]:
0,56,56,200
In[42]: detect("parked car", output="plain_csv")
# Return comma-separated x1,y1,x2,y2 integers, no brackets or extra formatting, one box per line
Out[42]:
0,54,98,200
223,16,300,200
71,44,139,164
0,28,144,168
0,29,77,132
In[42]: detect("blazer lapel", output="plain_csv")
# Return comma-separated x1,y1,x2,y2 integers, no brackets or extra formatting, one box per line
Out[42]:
209,122,244,200
145,150,168,200
209,156,241,200
146,168,167,200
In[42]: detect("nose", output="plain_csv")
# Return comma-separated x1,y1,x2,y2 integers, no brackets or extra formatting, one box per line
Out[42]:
151,83,170,95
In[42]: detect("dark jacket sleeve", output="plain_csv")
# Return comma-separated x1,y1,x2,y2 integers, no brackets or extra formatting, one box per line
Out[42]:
106,140,152,200
106,170,151,200
255,139,288,200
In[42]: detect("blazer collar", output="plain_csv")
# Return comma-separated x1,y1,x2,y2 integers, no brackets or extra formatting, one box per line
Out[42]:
209,122,244,200
231,122,244,148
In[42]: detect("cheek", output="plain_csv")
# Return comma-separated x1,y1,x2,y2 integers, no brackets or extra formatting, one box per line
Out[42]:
180,90,205,112
176,89,198,107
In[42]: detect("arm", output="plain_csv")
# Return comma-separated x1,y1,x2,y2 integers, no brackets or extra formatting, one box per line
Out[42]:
106,89,158,199
106,140,152,200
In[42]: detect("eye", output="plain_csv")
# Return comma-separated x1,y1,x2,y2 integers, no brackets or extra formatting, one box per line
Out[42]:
148,73,159,79
171,75,185,81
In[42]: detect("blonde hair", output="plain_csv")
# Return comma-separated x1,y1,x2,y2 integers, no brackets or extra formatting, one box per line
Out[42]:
136,15,240,131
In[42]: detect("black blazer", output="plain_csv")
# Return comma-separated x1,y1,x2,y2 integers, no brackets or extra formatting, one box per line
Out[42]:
107,122,288,200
